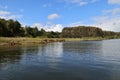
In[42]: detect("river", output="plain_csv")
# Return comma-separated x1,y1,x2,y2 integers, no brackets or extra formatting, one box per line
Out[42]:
0,39,120,80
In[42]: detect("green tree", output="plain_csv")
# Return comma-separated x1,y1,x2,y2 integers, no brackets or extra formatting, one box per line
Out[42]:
13,20,22,36
38,28,46,36
47,31,61,38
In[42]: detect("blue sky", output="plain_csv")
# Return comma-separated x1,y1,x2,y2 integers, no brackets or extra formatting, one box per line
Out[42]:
0,0,120,32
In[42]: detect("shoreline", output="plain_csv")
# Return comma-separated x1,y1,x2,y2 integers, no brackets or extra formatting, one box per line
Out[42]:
0,37,65,46
0,37,119,46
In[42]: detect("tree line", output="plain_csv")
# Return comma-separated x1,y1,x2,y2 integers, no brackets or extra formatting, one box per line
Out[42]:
0,18,61,38
62,26,120,38
0,18,120,38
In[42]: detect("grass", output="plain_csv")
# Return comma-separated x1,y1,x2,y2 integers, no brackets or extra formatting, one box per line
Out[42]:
0,37,119,46
0,37,65,46
63,37,104,41
0,37,41,43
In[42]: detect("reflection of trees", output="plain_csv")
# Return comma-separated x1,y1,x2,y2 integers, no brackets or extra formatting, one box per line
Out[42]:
0,43,63,70
0,46,40,70
22,46,39,55
0,47,22,63
0,47,22,70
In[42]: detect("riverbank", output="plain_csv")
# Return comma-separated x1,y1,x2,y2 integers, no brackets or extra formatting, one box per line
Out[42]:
0,37,65,46
64,37,104,41
0,37,119,46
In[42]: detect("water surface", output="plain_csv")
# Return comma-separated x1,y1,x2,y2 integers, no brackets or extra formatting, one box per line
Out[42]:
0,39,120,80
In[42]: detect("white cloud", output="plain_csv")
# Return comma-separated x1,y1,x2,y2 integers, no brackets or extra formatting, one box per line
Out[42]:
93,18,120,32
79,2,88,6
33,23,63,32
33,23,44,29
93,16,109,22
48,13,60,20
108,0,120,5
0,10,23,20
63,0,88,6
67,21,85,27
58,0,99,6
68,7,120,32
0,15,23,20
92,8,120,32
8,15,23,19
46,24,63,32
103,8,120,15
0,11,10,15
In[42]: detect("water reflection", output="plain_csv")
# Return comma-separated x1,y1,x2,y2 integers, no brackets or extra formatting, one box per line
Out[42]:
63,41,102,53
0,40,120,80
0,46,22,70
40,42,63,58
101,40,120,61
62,41,103,61
37,42,63,70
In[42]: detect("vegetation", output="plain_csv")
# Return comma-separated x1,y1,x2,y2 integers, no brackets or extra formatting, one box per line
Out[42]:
0,37,65,46
0,18,23,37
62,26,120,38
0,18,120,44
0,18,61,38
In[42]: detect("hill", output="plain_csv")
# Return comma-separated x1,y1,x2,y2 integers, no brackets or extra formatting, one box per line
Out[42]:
62,26,120,38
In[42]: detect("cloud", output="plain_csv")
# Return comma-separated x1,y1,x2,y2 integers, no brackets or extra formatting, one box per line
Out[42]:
62,0,88,6
68,7,120,32
33,23,63,32
69,0,88,6
0,10,23,20
103,8,120,15
67,21,85,27
0,11,10,15
93,16,109,22
58,0,99,6
48,13,60,20
92,8,120,32
79,2,88,6
43,3,51,7
0,15,23,20
92,18,120,32
45,24,63,32
108,0,120,5
33,23,44,29
8,15,23,19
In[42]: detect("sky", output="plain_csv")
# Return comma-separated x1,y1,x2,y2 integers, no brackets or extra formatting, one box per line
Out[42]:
0,0,120,32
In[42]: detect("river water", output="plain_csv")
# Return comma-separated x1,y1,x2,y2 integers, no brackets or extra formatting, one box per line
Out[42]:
0,39,120,80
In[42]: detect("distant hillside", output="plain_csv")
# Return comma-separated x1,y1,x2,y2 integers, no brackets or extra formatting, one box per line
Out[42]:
62,26,120,38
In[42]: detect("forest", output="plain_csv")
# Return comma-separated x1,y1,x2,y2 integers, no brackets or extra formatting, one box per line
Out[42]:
0,18,60,38
0,18,120,38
